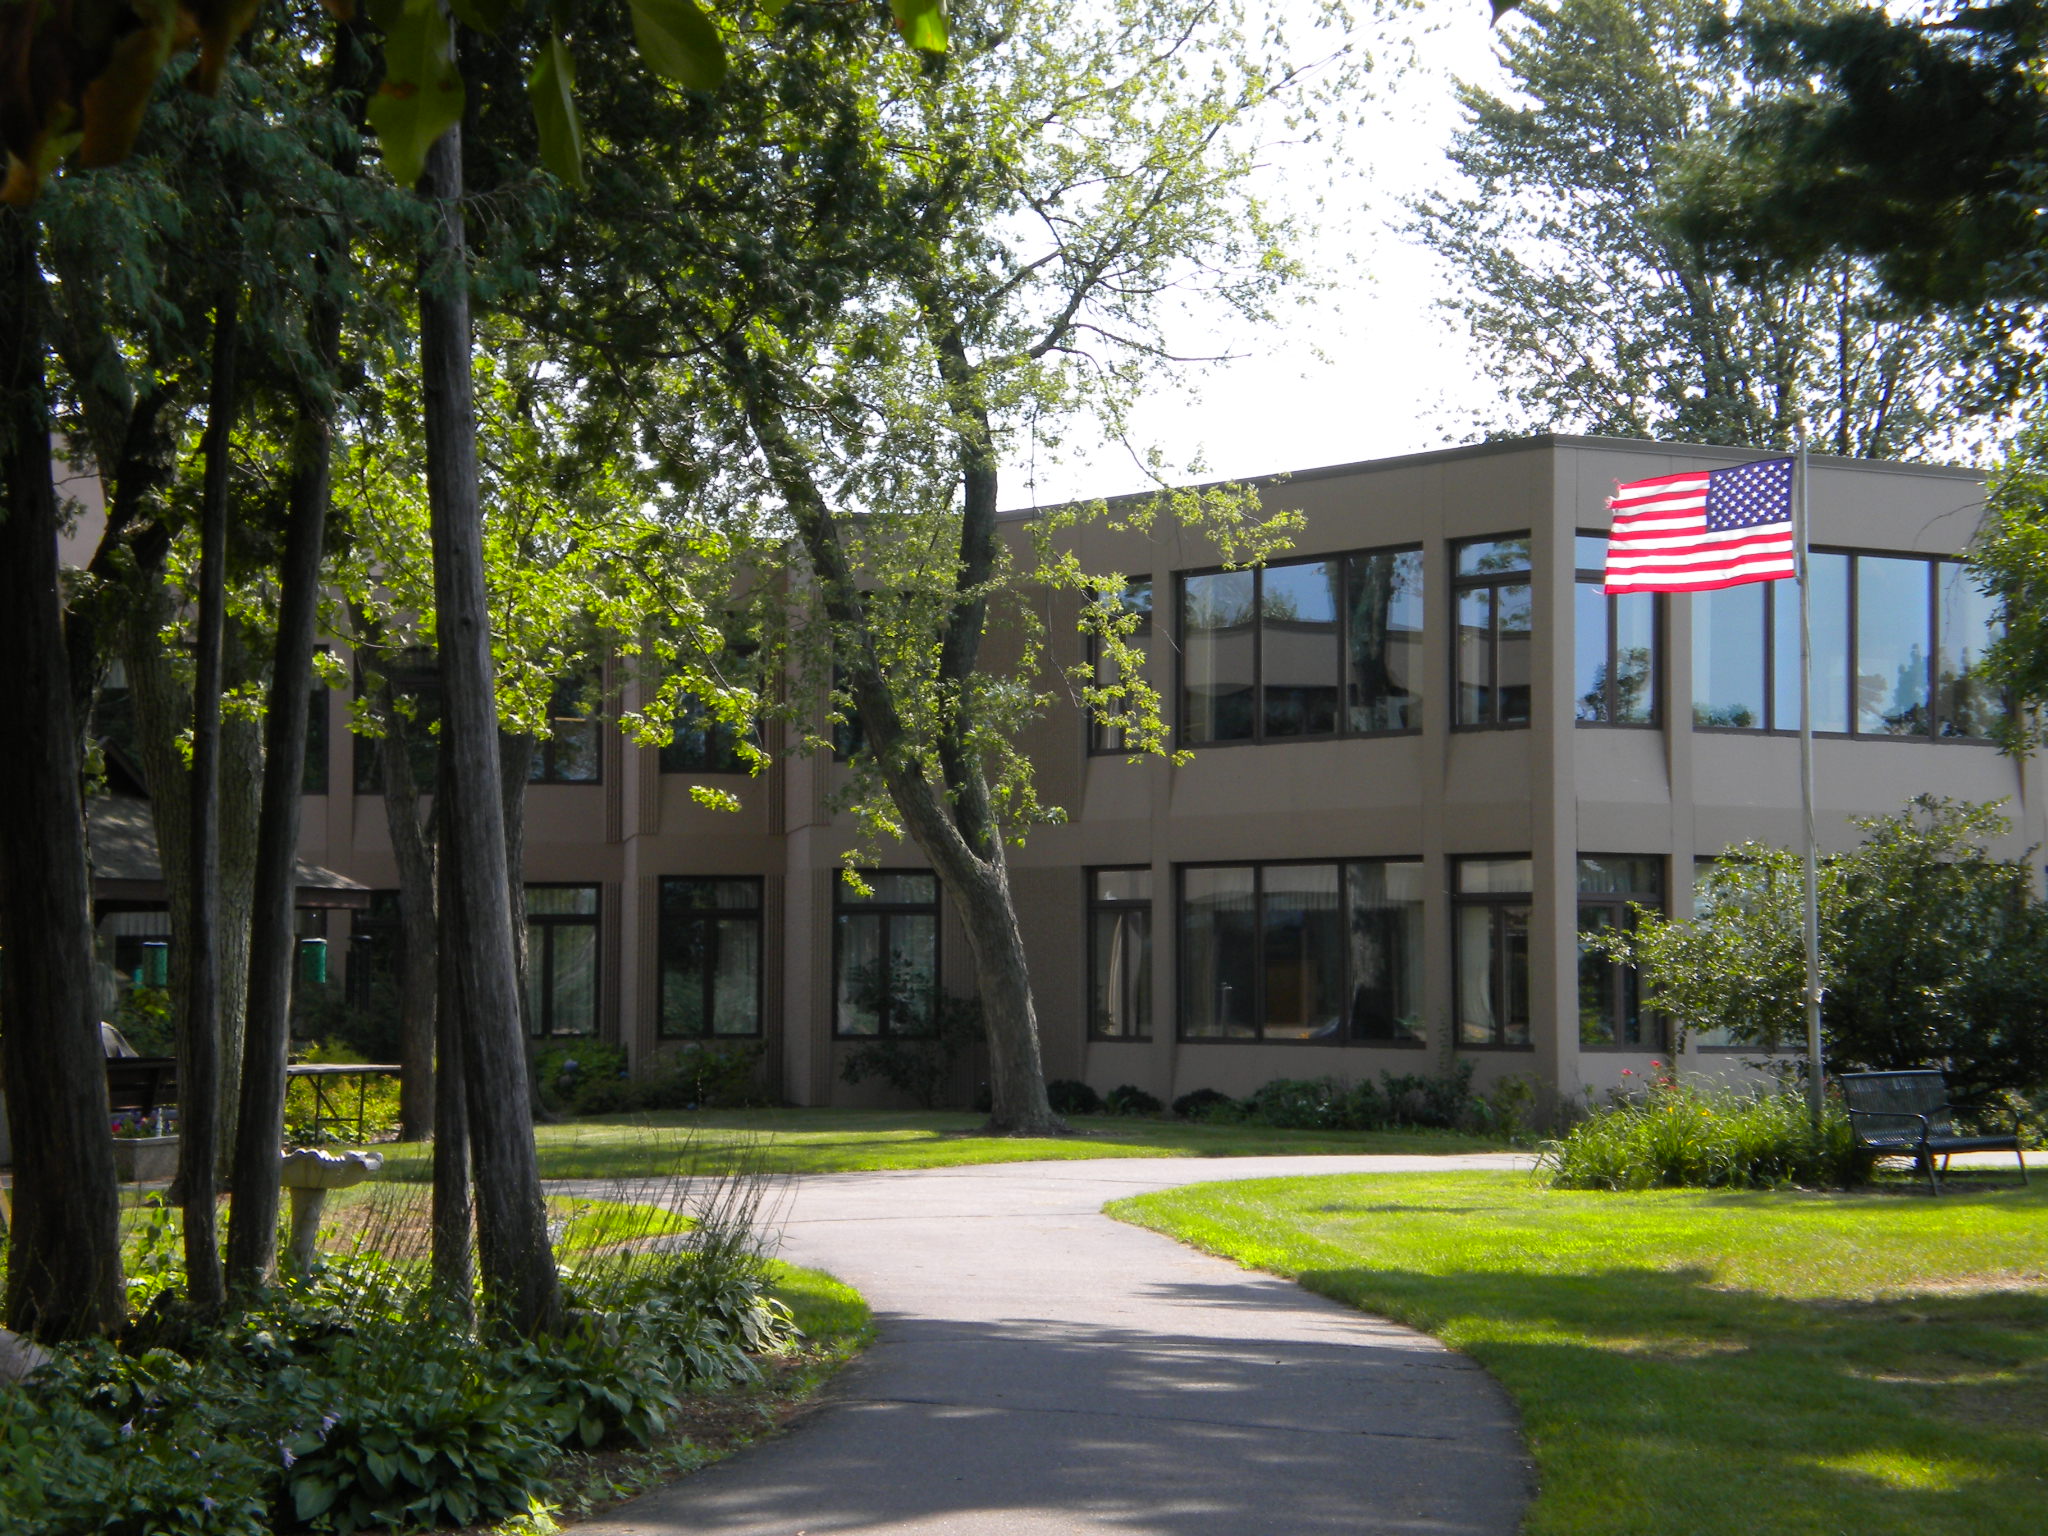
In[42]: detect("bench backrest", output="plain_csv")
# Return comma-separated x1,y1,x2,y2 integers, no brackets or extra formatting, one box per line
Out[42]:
1838,1070,1953,1133
106,1057,179,1117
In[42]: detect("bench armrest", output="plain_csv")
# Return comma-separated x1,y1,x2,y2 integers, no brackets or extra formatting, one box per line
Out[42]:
1845,1108,1932,1140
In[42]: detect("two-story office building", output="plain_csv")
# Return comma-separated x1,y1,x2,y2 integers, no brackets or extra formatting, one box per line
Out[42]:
295,434,2025,1110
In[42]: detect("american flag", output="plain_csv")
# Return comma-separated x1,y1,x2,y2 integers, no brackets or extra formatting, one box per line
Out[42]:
1603,457,1796,594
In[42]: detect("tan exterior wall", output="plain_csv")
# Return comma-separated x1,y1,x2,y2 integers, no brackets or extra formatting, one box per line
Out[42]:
296,435,2021,1112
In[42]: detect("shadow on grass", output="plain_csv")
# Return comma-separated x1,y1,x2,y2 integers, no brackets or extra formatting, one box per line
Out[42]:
1285,1258,2048,1536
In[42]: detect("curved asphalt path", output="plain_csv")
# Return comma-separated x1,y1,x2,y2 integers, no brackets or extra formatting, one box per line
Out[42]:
571,1153,1537,1536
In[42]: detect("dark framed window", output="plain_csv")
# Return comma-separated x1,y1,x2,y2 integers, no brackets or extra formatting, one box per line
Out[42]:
1089,579,1154,754
1692,552,2001,739
1088,868,1153,1038
351,654,441,794
660,643,759,776
1574,535,1658,725
1577,856,1664,1050
658,878,762,1038
346,890,403,1009
833,871,938,1036
1453,537,1533,728
1178,859,1423,1044
1178,547,1423,747
525,885,599,1037
830,665,867,761
1454,856,1532,1048
529,676,602,783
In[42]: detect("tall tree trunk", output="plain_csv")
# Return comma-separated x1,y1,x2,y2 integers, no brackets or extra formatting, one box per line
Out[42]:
733,353,1060,1134
499,729,552,1123
431,750,472,1320
226,357,336,1289
182,282,241,1312
215,627,262,1174
417,122,560,1336
0,206,127,1339
377,692,439,1143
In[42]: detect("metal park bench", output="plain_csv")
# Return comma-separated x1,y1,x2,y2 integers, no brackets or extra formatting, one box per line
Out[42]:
1839,1070,2029,1194
106,1056,179,1124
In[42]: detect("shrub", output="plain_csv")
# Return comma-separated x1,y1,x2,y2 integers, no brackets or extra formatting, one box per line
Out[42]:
1243,1076,1351,1130
1104,1084,1163,1116
534,1041,632,1114
838,986,982,1109
1045,1079,1103,1116
1541,1071,1871,1190
1172,1087,1237,1121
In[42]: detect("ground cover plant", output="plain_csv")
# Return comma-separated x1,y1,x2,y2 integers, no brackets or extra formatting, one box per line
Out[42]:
369,1109,1505,1184
1113,1170,2048,1536
0,1170,863,1536
1543,1071,1871,1189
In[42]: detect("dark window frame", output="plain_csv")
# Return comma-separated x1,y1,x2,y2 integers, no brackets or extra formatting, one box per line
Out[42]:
1175,544,1425,750
1453,855,1534,1051
1086,866,1154,1040
1451,535,1534,731
525,882,600,1039
831,869,941,1038
1088,578,1155,756
528,674,604,785
1691,548,2004,743
1576,856,1666,1052
1175,856,1427,1047
656,876,765,1040
659,640,761,777
1573,532,1662,729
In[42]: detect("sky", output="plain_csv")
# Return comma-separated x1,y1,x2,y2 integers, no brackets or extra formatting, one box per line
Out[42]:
1001,8,1518,510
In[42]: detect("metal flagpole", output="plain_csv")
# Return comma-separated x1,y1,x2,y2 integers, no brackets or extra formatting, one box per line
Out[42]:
1795,435,1826,1130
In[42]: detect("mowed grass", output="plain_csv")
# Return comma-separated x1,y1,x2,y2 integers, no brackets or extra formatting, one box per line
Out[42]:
1111,1171,2048,1536
370,1108,1503,1182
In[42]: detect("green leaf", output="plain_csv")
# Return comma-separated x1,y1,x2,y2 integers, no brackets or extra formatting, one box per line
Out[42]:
528,31,587,190
293,1476,338,1522
449,0,516,33
367,0,465,189
630,0,728,91
889,0,947,53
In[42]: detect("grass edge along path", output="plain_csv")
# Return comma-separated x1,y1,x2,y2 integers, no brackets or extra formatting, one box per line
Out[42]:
1110,1170,2048,1536
373,1109,1503,1183
475,1262,871,1536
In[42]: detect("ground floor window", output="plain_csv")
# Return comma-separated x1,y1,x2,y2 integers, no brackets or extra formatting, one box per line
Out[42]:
1577,856,1664,1049
1089,868,1153,1039
526,885,599,1037
834,871,938,1036
1179,859,1423,1043
1455,857,1531,1048
658,878,763,1038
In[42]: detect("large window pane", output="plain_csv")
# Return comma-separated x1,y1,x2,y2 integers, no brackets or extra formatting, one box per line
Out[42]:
1259,864,1344,1040
545,922,597,1036
1181,867,1257,1038
1346,550,1423,732
711,919,760,1035
659,878,762,1040
1346,860,1423,1042
1457,538,1532,576
1091,906,1152,1039
1091,579,1153,753
1497,906,1531,1047
1456,588,1494,725
1939,560,2003,738
1613,592,1656,723
1856,556,1932,735
835,914,883,1036
1771,555,1850,732
1181,571,1256,744
1497,584,1532,723
888,914,938,1033
1574,582,1608,723
1261,562,1341,737
1455,904,1499,1046
1694,584,1765,728
1578,905,1621,1047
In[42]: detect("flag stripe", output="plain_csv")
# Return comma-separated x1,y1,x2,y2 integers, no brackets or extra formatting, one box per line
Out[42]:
1602,458,1795,593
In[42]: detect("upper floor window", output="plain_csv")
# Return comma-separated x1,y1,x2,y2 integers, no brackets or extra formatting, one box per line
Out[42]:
1179,547,1423,747
529,676,602,783
1089,578,1154,755
660,642,759,776
350,653,441,795
1453,537,1532,728
1692,553,2002,738
1574,535,1658,726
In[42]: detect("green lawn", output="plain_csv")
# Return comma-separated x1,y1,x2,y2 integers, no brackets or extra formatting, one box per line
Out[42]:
370,1108,1502,1181
1111,1170,2048,1536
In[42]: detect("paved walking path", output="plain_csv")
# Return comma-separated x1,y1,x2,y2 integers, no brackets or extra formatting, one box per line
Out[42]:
572,1153,1537,1536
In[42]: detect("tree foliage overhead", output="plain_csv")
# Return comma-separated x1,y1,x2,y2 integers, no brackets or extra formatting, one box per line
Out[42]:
1415,0,1982,454
1600,797,2048,1103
